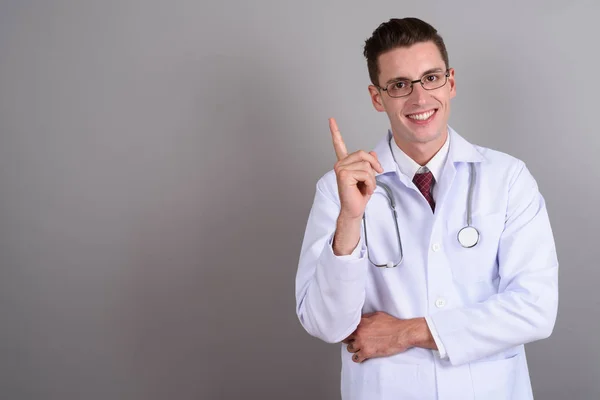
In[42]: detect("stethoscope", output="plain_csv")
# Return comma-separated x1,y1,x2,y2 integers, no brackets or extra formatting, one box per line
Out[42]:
362,136,480,268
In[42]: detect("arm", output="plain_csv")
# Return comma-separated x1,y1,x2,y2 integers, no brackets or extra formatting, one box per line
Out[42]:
295,118,382,343
428,161,559,366
295,178,369,343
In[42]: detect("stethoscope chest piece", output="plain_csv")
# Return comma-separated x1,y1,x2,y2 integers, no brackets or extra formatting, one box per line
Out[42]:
457,226,480,248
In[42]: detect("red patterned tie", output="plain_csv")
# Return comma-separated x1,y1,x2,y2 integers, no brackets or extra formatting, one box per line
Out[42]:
413,170,435,212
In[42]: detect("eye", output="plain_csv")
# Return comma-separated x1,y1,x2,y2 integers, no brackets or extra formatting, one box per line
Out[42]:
424,74,438,82
393,81,406,89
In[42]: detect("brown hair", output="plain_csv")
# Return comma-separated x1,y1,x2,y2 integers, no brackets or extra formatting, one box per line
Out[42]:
363,18,449,86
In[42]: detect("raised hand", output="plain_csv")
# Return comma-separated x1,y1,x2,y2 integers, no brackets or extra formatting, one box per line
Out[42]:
329,118,383,255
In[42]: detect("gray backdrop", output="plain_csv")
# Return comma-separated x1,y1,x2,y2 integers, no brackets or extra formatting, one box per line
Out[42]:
0,0,597,399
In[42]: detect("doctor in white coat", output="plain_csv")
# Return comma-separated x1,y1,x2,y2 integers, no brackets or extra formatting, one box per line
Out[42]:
295,18,558,399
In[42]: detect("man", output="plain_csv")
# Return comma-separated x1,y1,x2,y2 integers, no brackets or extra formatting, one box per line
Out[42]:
295,17,558,399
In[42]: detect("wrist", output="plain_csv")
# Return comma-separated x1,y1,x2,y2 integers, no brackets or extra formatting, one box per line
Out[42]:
333,214,362,256
337,211,363,226
409,318,436,350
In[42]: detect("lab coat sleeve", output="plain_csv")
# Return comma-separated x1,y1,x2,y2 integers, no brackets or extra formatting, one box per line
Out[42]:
425,316,448,359
428,161,559,366
295,175,369,343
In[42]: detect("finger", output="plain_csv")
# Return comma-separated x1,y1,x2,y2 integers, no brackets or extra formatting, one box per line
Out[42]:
339,161,378,177
360,172,377,196
337,150,383,173
369,151,384,173
342,171,376,195
352,352,365,363
346,343,359,353
364,175,377,196
329,118,348,161
341,330,357,344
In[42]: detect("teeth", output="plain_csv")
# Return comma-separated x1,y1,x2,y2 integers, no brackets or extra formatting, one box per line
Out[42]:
407,110,435,121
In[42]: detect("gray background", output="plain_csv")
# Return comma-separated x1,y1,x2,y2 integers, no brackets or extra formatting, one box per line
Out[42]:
0,0,597,399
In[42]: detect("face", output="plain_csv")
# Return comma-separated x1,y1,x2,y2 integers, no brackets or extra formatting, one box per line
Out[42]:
368,41,456,149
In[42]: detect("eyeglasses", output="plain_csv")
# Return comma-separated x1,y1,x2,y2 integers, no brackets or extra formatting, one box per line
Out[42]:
378,70,450,98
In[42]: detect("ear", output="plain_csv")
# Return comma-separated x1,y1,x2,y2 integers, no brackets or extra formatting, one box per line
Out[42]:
368,85,386,112
448,68,456,99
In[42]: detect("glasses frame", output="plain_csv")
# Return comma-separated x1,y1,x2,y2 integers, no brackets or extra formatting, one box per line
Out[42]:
378,69,451,98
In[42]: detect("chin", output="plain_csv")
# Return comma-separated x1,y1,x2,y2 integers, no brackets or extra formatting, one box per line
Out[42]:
404,127,444,144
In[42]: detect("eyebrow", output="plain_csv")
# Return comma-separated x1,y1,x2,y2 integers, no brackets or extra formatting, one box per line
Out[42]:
385,68,445,85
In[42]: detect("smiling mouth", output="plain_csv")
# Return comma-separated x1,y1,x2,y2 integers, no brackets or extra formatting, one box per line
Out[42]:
406,109,437,121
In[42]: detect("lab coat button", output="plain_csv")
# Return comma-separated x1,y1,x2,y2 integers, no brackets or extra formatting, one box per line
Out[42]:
432,243,441,252
435,298,446,308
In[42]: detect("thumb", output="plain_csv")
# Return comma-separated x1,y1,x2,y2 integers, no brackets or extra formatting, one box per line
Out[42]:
368,151,383,173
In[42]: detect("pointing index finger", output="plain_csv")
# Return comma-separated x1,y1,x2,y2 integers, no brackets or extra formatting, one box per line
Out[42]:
329,117,348,161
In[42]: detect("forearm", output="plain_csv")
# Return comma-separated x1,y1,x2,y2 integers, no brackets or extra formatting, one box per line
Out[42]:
300,262,367,343
332,214,362,255
428,277,558,366
296,198,369,343
302,219,368,342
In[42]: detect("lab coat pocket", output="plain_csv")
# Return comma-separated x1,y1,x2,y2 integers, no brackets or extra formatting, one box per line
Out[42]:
446,212,505,285
470,353,519,399
345,358,421,400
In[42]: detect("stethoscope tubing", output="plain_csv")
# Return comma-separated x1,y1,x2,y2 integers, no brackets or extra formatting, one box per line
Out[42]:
363,135,479,268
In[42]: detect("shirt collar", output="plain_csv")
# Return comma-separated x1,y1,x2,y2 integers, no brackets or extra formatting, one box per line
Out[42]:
372,125,485,178
389,130,450,182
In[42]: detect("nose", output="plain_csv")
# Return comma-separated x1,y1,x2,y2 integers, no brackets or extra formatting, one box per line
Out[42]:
407,82,428,105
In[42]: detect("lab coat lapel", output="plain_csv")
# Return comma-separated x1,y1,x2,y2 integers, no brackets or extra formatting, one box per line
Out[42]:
435,156,457,214
372,130,416,189
372,131,397,176
435,127,485,212
447,126,485,164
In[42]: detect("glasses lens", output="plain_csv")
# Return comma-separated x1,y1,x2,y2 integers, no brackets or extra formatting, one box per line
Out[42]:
386,80,411,98
421,72,448,90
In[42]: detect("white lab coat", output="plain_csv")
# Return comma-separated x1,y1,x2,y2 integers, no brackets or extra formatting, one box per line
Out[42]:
295,127,558,400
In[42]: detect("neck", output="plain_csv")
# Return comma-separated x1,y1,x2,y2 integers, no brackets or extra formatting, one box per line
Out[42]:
392,129,448,166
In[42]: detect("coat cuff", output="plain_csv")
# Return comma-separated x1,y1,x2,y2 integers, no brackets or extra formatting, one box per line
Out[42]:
317,233,368,282
425,316,448,359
